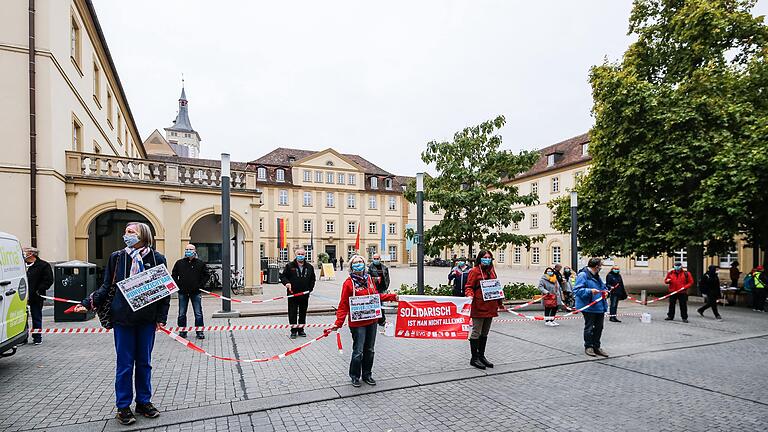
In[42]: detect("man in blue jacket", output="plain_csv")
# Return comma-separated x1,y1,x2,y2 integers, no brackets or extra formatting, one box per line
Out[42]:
574,257,610,357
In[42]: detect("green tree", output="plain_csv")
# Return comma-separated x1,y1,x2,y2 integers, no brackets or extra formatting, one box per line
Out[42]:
551,0,768,267
405,115,543,257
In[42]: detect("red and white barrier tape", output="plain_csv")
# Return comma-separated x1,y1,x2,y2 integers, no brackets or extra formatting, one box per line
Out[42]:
496,312,643,324
30,323,333,334
40,295,80,305
502,292,608,321
158,325,336,363
200,289,309,304
634,287,688,304
336,332,343,355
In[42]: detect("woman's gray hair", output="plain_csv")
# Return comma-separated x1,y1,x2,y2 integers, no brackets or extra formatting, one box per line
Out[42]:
128,222,154,247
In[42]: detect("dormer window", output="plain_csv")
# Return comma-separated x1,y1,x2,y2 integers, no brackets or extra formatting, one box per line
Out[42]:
582,143,589,156
288,156,296,163
384,178,393,190
546,152,564,167
276,169,285,182
257,167,266,180
370,177,378,189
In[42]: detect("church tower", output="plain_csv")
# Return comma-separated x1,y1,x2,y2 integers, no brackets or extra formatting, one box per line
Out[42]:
164,83,201,158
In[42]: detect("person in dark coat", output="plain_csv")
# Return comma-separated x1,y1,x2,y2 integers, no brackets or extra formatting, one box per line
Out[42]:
729,261,740,288
280,248,316,339
367,253,390,326
171,244,208,340
23,247,53,345
697,265,722,319
448,257,471,297
605,266,626,323
465,250,503,370
73,222,169,426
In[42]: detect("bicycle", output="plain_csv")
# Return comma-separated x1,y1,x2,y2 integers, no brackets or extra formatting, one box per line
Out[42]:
206,268,222,290
231,267,244,295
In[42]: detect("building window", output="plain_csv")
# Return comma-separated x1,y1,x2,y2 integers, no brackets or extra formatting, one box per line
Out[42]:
514,246,522,264
106,91,113,126
498,249,506,263
327,172,335,184
388,245,397,261
388,223,396,235
348,245,357,258
303,191,312,207
70,15,81,67
338,173,345,184
530,213,538,229
385,178,393,190
582,143,589,156
260,243,265,259
388,196,396,211
303,219,312,233
719,250,738,269
117,112,123,145
278,190,289,206
278,247,289,261
347,194,356,209
303,244,313,262
303,170,311,182
513,221,520,231
369,196,377,209
349,174,357,185
93,61,101,104
552,246,561,264
635,255,649,267
532,247,540,265
674,249,687,267
257,167,267,180
368,222,377,234
276,169,285,182
367,245,378,260
531,182,538,197
72,116,82,151
93,141,101,154
326,192,335,207
370,177,378,189
259,218,264,232
551,176,559,193
184,133,190,138
326,220,335,233
315,170,323,183
547,154,555,167
575,171,583,182
348,221,357,234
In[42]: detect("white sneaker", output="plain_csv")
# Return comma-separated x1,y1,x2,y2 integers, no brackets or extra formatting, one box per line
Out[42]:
545,321,554,327
551,321,560,326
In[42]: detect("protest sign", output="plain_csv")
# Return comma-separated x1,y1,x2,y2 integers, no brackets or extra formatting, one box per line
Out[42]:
349,294,382,322
117,264,178,312
320,263,336,280
480,279,504,301
395,295,473,339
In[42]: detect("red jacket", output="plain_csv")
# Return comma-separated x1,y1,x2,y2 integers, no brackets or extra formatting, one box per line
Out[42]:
665,269,693,294
334,276,397,328
465,265,503,318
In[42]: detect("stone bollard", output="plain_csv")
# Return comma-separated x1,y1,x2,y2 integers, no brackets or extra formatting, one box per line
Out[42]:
641,289,647,305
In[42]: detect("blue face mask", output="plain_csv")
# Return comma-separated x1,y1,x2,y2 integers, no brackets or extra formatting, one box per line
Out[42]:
373,259,381,265
674,265,682,271
123,234,139,248
457,261,465,267
351,262,365,272
480,257,492,266
546,271,554,276
296,255,305,262
184,250,194,258
612,269,620,274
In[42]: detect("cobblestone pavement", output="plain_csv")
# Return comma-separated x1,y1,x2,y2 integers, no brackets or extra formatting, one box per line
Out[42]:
2,298,766,431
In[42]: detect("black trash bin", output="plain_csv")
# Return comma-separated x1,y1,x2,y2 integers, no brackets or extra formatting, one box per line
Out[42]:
54,261,97,322
267,265,280,284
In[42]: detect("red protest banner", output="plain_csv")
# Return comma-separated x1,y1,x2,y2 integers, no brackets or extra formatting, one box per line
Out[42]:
395,295,473,340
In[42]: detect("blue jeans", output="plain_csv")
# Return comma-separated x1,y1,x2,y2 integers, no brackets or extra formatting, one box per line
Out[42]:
349,323,377,380
29,302,43,343
582,312,604,349
609,295,620,317
113,323,156,408
177,292,204,330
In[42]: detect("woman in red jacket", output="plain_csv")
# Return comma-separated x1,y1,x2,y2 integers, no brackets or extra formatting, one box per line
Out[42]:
328,255,398,387
465,250,503,370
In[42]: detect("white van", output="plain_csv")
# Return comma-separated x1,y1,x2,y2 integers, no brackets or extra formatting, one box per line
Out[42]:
0,232,29,358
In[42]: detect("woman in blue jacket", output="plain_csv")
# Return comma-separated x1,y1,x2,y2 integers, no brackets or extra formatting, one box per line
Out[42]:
448,257,471,297
74,222,169,426
574,257,609,357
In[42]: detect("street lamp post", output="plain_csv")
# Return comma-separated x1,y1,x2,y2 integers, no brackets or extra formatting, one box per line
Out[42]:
570,191,578,272
220,153,233,314
416,173,425,295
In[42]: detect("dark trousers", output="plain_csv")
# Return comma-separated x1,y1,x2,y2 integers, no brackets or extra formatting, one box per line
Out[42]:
609,295,620,317
349,323,377,380
753,289,766,311
288,294,309,334
544,307,557,319
177,292,204,331
113,323,156,409
29,302,43,343
582,312,604,349
377,287,387,324
667,293,688,320
698,295,721,317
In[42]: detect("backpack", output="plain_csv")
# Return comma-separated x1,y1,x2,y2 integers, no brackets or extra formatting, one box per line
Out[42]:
743,274,754,293
698,273,710,295
95,252,121,329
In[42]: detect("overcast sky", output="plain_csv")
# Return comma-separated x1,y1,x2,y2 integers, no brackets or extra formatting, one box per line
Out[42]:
93,1,768,175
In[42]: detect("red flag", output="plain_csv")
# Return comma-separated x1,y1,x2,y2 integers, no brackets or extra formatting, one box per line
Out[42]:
354,222,360,252
277,218,286,250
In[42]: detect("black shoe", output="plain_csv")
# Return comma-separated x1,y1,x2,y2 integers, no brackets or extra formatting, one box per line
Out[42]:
470,357,487,370
362,377,376,386
697,309,704,317
469,339,486,369
351,378,361,387
609,317,620,322
178,331,188,338
116,407,136,425
196,332,205,340
135,402,160,418
682,319,689,323
298,331,307,338
289,333,297,340
33,340,42,345
477,336,493,368
664,317,673,321
715,316,723,320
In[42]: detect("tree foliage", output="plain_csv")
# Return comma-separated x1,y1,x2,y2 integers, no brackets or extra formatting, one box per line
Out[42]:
404,115,543,257
552,0,768,258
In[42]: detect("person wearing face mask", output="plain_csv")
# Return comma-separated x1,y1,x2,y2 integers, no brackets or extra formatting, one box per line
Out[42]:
605,266,627,323
538,267,561,326
697,265,722,319
448,257,471,297
328,255,398,387
22,247,53,345
561,266,575,308
171,244,208,339
72,222,169,425
574,257,610,357
464,250,503,370
280,249,316,339
664,261,693,322
368,253,390,326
